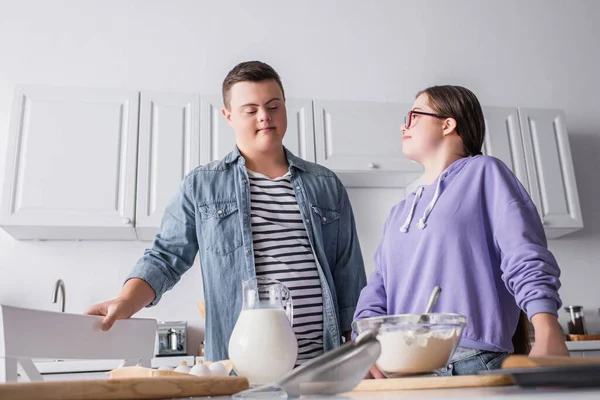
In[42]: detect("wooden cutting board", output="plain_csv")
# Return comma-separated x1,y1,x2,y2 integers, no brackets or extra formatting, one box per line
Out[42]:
353,355,600,391
502,355,600,369
354,375,514,392
0,376,249,400
353,374,513,391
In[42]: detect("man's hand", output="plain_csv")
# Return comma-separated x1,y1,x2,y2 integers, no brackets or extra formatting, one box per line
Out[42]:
84,278,155,331
85,297,135,331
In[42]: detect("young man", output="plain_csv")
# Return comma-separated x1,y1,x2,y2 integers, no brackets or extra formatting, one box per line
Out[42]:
85,61,367,364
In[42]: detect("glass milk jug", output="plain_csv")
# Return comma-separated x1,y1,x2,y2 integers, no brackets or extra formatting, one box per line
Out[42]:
228,277,298,384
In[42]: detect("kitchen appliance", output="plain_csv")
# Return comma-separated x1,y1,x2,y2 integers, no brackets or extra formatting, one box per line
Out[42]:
155,321,187,356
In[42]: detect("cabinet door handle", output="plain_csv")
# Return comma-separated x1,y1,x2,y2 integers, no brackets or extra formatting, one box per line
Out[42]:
368,163,378,169
123,218,131,225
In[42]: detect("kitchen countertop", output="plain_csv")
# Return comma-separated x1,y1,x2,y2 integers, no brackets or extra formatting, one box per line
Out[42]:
29,341,600,374
30,342,600,374
566,340,600,351
187,386,600,399
32,342,600,374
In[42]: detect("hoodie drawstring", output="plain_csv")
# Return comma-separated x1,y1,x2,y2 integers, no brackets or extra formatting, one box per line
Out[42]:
417,171,448,230
400,171,448,233
399,186,424,233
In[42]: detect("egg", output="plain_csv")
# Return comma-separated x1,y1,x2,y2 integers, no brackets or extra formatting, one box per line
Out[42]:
174,361,192,374
190,363,211,377
208,361,229,377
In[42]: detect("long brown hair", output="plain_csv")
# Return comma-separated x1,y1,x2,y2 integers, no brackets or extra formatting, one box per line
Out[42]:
416,85,485,157
512,311,532,355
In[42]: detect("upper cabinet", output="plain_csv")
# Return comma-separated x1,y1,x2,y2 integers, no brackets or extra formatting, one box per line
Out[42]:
0,85,583,240
200,96,315,164
314,100,422,187
481,107,530,193
199,96,235,164
518,108,582,238
135,92,201,241
0,85,139,240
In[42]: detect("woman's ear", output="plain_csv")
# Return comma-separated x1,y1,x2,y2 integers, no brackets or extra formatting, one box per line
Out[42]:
442,118,458,136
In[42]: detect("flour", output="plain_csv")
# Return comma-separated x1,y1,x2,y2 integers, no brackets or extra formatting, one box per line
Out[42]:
375,329,460,376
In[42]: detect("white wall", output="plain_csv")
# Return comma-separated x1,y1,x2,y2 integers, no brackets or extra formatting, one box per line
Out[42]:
1,0,599,354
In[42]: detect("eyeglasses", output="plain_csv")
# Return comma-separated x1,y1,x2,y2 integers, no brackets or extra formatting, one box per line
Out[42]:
404,110,450,129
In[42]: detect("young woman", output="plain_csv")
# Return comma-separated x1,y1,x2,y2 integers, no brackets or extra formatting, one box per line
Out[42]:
353,85,569,377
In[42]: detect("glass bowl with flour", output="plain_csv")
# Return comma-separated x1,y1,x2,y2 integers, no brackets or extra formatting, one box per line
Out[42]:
352,313,467,378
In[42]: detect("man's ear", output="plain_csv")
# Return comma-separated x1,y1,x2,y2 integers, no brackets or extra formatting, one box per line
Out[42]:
222,107,234,128
442,118,458,136
221,107,231,121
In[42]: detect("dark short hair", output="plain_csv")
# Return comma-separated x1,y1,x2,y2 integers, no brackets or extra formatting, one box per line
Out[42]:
222,61,285,109
416,85,485,156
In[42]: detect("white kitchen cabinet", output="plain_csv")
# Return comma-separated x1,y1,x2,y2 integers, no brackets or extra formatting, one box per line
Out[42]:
0,85,140,240
135,92,201,241
200,96,315,164
314,99,422,187
518,108,583,238
481,106,583,238
0,84,584,241
481,107,530,193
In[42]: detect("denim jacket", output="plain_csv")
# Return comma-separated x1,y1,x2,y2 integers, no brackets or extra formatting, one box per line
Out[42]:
127,147,367,361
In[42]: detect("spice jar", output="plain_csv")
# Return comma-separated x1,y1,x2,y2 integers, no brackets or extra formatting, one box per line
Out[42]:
564,305,587,335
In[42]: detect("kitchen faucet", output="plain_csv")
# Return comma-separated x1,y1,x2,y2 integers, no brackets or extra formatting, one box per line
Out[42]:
51,279,66,312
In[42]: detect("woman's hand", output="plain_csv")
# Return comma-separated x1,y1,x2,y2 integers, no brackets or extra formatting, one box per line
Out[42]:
364,365,386,379
529,313,569,357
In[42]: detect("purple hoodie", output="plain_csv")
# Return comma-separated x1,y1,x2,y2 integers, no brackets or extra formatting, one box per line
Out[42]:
353,155,562,353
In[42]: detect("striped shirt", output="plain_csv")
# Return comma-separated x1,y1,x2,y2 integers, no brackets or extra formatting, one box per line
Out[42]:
248,168,324,365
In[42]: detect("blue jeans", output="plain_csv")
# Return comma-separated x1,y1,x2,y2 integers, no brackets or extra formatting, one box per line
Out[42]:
432,347,509,376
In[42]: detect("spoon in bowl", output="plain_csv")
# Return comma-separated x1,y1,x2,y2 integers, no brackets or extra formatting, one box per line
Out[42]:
415,285,442,334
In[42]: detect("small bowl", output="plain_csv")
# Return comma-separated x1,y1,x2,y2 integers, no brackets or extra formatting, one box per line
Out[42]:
352,313,467,377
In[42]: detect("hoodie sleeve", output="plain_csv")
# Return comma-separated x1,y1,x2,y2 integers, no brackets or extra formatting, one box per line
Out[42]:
352,214,390,330
353,246,388,320
489,161,562,320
